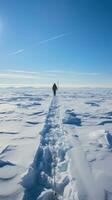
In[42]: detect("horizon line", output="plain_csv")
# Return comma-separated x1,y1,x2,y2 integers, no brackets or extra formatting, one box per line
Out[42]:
0,83,112,88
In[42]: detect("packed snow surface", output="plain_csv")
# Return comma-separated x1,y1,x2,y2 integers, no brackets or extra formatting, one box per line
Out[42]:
0,87,112,200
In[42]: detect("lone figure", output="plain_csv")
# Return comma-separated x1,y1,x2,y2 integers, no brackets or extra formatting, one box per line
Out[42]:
52,83,58,96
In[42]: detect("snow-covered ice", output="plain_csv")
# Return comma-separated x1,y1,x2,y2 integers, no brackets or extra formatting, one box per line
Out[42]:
0,87,112,199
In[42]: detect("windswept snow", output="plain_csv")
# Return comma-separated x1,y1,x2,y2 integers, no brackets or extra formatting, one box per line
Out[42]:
0,88,51,200
0,88,112,199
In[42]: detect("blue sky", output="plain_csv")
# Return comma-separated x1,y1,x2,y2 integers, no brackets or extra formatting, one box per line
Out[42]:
0,0,112,87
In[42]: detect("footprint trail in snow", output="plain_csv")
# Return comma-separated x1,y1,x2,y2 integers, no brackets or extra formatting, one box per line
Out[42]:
22,97,69,200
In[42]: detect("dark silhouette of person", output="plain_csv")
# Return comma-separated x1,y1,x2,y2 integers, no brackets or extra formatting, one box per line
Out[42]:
52,83,58,96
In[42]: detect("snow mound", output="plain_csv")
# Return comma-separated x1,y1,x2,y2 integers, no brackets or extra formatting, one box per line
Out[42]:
0,160,15,167
85,101,99,107
37,189,57,200
63,109,81,126
106,132,112,148
99,121,112,125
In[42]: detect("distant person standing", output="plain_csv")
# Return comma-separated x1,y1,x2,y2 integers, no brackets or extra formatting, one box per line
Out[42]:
52,83,58,96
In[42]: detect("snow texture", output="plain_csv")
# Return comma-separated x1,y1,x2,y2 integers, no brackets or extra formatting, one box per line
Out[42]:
0,88,112,199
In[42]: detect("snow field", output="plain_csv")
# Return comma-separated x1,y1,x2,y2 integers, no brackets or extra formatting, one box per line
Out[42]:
0,88,112,199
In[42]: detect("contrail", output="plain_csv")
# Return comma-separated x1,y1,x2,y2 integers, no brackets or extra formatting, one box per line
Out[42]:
8,32,70,56
36,33,68,45
8,49,25,55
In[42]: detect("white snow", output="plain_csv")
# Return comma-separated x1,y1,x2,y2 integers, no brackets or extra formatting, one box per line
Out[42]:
0,87,112,199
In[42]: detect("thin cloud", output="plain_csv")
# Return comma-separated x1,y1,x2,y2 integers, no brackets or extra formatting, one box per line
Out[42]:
0,72,37,79
2,70,100,79
8,49,25,56
75,72,100,76
1,69,100,77
6,70,56,77
43,70,100,76
7,70,39,75
0,70,57,80
0,70,100,85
